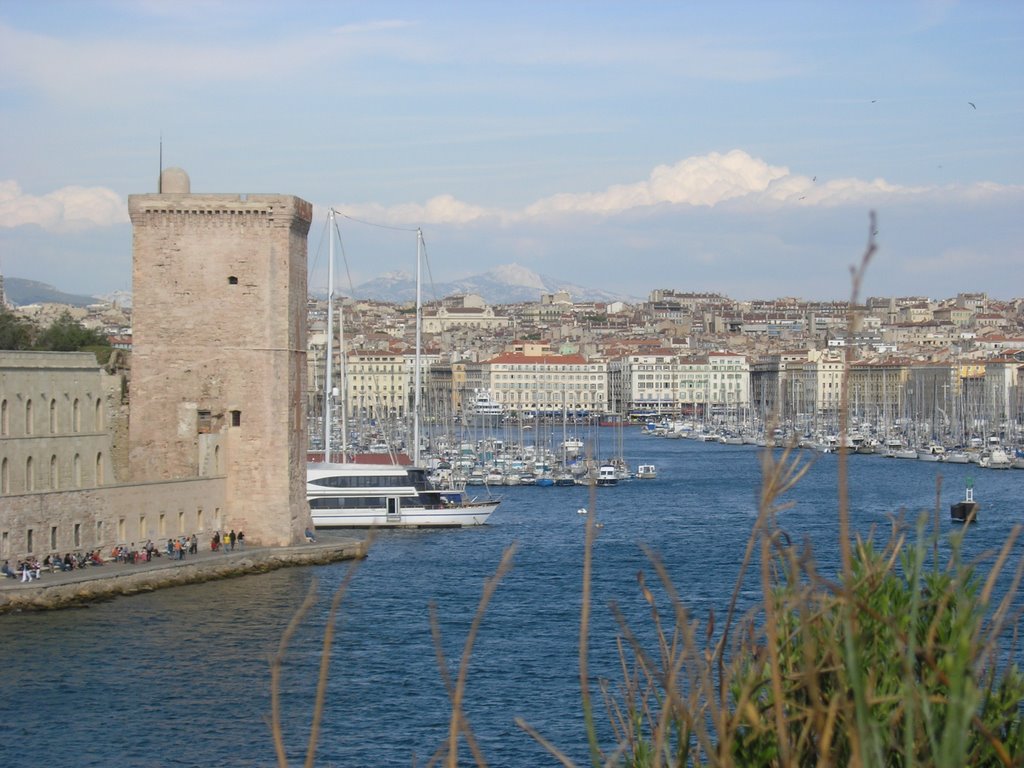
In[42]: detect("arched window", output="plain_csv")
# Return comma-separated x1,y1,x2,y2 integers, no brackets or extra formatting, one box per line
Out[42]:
1,457,8,494
49,398,57,434
25,399,33,435
73,454,82,487
95,398,103,430
1,399,7,436
95,452,104,485
26,456,34,491
50,455,58,489
73,399,81,433
214,445,221,473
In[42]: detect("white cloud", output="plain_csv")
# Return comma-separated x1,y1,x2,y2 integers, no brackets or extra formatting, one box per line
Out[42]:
525,150,791,216
345,149,1024,225
335,194,496,226
5,150,1020,238
0,181,128,231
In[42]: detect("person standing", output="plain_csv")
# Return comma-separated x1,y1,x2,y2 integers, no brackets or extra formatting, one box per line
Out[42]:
229,530,236,551
237,531,245,550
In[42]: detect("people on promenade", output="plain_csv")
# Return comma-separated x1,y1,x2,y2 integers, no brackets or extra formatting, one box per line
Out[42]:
211,531,221,552
237,531,245,550
1,560,15,578
229,530,236,551
19,559,39,582
189,534,198,555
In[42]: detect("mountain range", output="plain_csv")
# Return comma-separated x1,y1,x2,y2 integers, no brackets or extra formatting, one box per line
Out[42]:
3,264,638,308
3,277,103,308
347,263,639,304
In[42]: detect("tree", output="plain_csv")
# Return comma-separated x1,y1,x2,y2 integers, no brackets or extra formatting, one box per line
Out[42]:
0,305,34,349
34,310,110,352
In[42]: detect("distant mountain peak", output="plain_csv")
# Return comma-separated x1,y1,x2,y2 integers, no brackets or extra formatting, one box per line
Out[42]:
483,263,546,289
3,277,100,308
352,264,637,305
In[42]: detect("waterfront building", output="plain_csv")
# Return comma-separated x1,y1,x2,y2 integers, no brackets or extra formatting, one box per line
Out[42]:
0,168,316,561
611,350,750,418
481,351,608,416
344,352,409,422
127,168,313,546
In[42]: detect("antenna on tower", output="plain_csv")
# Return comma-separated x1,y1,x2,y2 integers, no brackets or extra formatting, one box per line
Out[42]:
158,133,163,193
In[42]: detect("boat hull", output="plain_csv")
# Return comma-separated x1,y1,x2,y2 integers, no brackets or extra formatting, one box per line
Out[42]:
311,500,499,528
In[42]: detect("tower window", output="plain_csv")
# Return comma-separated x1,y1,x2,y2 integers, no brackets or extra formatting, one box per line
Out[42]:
228,276,238,285
231,410,241,427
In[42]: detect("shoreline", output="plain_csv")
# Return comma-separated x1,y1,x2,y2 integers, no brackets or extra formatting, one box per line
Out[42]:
0,537,368,614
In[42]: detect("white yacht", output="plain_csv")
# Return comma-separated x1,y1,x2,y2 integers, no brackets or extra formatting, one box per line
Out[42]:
467,389,505,419
916,444,946,462
596,464,619,486
308,462,499,528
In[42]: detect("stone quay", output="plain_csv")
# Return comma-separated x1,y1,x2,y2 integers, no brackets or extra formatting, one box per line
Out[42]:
0,537,367,614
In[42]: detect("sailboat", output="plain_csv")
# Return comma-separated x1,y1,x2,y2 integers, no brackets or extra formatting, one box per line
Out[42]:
307,211,500,528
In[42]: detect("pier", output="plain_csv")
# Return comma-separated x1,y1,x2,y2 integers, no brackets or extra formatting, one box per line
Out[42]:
0,537,367,614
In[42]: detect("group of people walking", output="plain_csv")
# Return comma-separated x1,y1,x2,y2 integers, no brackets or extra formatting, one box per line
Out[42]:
210,529,243,552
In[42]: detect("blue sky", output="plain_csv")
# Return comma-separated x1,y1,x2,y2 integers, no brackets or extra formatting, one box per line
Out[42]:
0,0,1021,301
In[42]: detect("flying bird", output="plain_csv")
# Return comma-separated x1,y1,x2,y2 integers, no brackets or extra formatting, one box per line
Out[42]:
968,101,976,110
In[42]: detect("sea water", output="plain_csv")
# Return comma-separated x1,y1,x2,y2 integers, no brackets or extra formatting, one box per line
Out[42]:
1,430,1021,766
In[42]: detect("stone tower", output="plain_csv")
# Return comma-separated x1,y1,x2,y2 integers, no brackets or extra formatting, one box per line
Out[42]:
128,168,313,546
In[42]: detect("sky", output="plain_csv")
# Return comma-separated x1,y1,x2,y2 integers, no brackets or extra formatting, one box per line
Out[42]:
0,0,1022,303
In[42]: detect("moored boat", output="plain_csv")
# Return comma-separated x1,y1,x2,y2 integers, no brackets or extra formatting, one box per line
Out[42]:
308,462,499,528
916,444,946,462
950,479,979,523
596,464,619,486
636,463,657,479
980,448,1012,470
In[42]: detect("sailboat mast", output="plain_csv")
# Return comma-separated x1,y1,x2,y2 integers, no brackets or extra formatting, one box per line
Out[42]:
413,228,424,466
324,209,336,462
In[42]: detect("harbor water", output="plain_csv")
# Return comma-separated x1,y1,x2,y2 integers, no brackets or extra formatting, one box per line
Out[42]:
1,429,1021,766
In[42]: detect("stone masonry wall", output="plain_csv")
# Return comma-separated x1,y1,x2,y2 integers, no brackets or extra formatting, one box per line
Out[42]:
0,476,226,562
127,187,313,547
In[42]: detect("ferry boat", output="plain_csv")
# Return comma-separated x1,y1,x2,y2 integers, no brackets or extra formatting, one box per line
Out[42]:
466,389,505,420
307,461,499,528
636,464,657,479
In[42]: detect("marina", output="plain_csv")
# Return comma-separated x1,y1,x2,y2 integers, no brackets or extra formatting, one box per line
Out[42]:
2,429,1020,765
